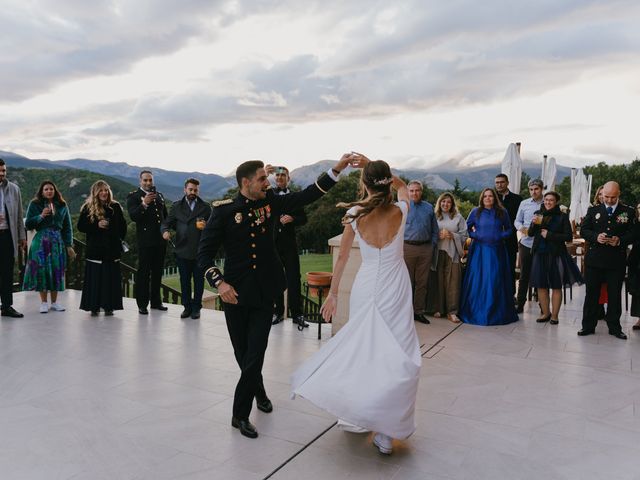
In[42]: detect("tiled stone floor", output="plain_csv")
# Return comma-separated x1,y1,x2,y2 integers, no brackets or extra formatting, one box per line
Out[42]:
1,288,640,479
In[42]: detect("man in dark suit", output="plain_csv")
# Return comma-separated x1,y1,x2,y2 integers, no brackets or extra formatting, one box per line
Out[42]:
127,170,168,314
579,181,637,339
197,154,353,439
495,173,523,293
271,166,308,328
162,178,212,319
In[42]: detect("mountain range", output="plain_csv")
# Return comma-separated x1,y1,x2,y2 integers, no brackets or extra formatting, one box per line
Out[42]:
1,150,572,199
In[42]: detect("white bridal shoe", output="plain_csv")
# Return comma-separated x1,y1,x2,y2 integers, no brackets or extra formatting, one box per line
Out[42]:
373,433,393,455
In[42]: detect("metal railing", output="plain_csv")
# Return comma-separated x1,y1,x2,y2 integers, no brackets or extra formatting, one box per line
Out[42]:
13,239,182,306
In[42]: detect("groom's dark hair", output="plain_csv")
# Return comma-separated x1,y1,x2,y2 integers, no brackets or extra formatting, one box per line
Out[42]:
236,160,264,187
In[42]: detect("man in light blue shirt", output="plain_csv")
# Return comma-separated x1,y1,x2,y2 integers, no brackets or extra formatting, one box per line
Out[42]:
513,178,544,313
404,180,439,324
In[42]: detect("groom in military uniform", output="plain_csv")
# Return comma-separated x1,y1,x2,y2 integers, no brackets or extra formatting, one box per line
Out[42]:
579,181,638,339
197,154,354,438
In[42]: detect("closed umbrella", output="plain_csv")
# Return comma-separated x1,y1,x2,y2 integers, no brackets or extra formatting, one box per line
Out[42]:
501,143,522,195
541,156,557,193
569,168,591,223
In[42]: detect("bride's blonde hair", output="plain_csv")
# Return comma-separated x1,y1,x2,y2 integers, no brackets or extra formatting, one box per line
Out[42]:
82,180,117,222
338,160,394,223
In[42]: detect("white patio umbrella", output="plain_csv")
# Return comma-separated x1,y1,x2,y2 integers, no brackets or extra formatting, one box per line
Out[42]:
569,168,592,223
501,143,522,195
541,156,557,193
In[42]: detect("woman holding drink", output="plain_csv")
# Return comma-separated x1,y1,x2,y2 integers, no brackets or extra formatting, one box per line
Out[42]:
78,180,127,316
528,191,583,324
23,180,75,313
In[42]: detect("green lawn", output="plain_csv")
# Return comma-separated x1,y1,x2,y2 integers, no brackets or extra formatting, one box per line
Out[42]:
162,253,332,293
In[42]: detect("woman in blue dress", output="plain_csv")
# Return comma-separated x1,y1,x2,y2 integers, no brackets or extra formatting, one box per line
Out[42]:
459,188,519,326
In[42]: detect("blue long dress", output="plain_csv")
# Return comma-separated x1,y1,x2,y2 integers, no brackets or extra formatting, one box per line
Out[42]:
459,207,519,326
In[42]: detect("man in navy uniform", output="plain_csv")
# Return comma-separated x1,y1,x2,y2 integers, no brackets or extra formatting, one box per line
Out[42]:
127,170,169,314
271,166,309,328
578,181,638,339
197,153,353,439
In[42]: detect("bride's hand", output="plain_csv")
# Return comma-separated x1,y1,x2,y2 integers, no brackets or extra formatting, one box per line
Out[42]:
320,295,337,322
350,151,370,168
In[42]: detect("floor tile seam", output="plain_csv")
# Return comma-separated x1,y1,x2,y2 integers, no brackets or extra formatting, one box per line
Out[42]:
261,421,337,479
422,324,464,357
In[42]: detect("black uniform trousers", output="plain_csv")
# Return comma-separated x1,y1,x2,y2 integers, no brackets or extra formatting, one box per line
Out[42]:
582,265,625,334
136,244,166,308
0,230,15,309
516,243,533,307
274,249,302,318
224,302,271,419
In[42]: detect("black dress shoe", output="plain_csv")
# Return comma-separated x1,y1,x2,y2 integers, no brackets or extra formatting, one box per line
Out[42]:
180,308,192,319
609,331,628,340
1,306,24,318
151,304,168,311
256,396,273,413
577,329,595,336
138,308,149,315
515,304,524,314
231,417,258,438
105,310,114,316
293,315,309,330
190,310,200,319
91,311,99,317
271,314,284,325
632,324,640,331
414,313,430,324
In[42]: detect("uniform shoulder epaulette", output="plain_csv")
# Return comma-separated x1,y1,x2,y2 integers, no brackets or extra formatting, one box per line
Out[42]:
212,199,233,207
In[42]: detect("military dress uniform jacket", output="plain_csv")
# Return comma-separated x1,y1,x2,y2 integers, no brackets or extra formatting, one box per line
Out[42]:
162,196,212,260
581,203,637,270
197,172,336,307
126,188,168,247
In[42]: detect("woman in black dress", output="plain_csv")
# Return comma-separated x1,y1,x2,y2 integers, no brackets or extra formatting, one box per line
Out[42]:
628,203,640,331
78,180,127,316
528,191,583,324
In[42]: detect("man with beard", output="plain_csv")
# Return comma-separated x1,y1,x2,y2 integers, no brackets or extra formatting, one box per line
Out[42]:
495,173,523,293
162,178,212,319
197,153,353,439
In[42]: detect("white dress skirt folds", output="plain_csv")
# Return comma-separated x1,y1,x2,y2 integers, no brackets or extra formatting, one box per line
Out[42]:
291,201,421,439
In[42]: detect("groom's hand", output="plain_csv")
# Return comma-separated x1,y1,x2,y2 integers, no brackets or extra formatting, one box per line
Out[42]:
218,281,239,304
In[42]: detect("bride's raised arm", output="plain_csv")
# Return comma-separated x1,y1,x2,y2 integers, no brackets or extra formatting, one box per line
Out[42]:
392,176,409,207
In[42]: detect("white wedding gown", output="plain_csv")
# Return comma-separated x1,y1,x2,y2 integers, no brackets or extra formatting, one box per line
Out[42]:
291,201,421,439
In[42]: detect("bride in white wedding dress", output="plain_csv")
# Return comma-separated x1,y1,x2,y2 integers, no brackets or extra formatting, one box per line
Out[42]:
291,154,421,455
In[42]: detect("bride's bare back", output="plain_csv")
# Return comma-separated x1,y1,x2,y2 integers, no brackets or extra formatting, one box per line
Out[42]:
356,203,404,249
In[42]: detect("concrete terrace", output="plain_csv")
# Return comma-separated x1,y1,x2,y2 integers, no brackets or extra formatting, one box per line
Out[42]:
1,287,640,480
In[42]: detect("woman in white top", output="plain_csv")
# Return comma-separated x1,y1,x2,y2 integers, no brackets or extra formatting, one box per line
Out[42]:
431,192,468,323
291,154,421,456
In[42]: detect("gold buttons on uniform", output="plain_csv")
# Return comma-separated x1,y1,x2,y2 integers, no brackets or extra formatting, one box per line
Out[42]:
251,243,256,248
252,254,257,258
251,233,255,237
252,265,257,269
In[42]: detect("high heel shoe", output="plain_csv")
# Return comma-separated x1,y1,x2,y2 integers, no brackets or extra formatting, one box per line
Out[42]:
536,314,551,323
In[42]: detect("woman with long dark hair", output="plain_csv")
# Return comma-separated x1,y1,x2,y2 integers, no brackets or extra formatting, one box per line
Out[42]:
23,180,75,313
528,191,583,324
292,153,421,456
459,188,518,325
78,180,127,316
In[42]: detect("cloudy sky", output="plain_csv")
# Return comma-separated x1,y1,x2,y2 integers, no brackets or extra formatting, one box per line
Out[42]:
2,0,639,174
